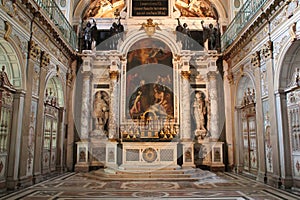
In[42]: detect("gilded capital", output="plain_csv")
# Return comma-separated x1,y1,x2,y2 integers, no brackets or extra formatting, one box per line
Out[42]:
251,51,261,68
262,40,273,59
41,51,50,68
109,70,119,80
29,41,40,60
181,70,191,80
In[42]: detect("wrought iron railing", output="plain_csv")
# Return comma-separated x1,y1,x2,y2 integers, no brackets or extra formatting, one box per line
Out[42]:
221,0,268,51
34,0,77,49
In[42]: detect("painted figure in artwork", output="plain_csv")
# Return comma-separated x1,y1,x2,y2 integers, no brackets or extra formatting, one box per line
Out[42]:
93,91,109,134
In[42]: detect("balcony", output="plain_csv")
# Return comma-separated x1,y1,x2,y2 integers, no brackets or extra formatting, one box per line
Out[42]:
34,0,77,50
221,0,268,52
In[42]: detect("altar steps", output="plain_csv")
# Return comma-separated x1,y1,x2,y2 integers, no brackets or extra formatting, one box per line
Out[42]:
83,168,216,181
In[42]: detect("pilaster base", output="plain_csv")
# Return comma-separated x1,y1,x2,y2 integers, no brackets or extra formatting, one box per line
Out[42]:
181,141,195,168
33,173,44,184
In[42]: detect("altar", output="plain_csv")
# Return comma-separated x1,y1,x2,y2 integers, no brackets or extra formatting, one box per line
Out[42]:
75,0,224,172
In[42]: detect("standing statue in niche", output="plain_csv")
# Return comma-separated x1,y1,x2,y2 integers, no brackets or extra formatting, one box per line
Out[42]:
93,91,109,136
201,21,220,51
193,92,207,140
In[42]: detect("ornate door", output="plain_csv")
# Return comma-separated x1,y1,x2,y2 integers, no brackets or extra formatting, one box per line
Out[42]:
42,104,58,172
0,67,15,182
241,106,258,174
287,90,300,178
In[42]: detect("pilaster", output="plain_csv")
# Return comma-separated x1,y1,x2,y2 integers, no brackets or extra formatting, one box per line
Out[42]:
33,51,49,182
251,50,266,182
262,41,282,186
19,41,40,184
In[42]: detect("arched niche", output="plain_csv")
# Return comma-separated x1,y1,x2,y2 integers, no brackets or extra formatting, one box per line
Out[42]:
236,74,255,107
0,39,24,89
275,40,300,91
44,75,65,108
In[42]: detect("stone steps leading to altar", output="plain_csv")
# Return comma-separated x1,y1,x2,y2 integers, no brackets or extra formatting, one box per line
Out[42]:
81,168,218,181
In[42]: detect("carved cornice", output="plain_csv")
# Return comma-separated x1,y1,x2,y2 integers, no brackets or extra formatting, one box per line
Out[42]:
251,51,261,68
181,71,191,80
29,41,40,60
262,40,273,59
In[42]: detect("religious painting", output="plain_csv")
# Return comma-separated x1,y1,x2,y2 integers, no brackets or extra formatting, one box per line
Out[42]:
175,0,217,18
84,0,125,18
126,38,173,120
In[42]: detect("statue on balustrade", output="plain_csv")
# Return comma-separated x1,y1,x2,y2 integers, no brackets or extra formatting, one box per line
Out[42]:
182,23,192,50
109,18,124,50
83,19,97,50
93,91,109,136
201,20,220,51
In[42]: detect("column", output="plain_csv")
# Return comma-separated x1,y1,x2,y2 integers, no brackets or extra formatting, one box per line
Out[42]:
33,51,49,182
19,41,40,184
223,60,235,171
251,51,266,182
262,41,281,186
66,60,76,171
108,70,119,140
75,70,92,172
207,71,219,141
180,68,194,168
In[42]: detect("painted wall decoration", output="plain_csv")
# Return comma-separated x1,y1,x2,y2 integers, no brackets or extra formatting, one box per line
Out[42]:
126,38,173,119
85,0,125,18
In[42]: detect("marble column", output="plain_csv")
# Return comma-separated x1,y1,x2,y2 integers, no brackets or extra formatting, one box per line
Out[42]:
75,70,92,172
207,71,219,141
33,51,49,182
262,41,281,186
81,71,92,140
223,61,235,170
19,41,40,184
66,60,76,171
180,70,191,140
108,70,119,140
251,51,266,182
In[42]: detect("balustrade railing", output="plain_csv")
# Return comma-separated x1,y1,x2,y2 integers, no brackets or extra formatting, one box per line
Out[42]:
221,0,268,51
34,0,77,49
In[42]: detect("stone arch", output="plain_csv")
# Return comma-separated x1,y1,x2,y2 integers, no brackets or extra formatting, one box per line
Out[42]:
235,72,255,107
44,73,65,107
210,0,228,21
0,38,25,89
120,30,180,57
274,40,300,91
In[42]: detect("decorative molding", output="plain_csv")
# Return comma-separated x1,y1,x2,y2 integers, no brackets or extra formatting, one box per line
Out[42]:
141,18,160,36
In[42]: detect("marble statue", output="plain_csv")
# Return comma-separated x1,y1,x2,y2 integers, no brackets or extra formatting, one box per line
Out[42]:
93,91,109,135
193,92,206,131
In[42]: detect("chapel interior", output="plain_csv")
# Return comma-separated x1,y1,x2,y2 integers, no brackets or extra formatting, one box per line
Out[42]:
0,0,300,199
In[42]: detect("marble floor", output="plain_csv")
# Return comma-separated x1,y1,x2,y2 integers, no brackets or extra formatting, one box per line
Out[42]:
0,170,299,200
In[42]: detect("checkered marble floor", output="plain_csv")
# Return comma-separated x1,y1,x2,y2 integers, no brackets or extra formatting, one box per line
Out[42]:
0,171,299,200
